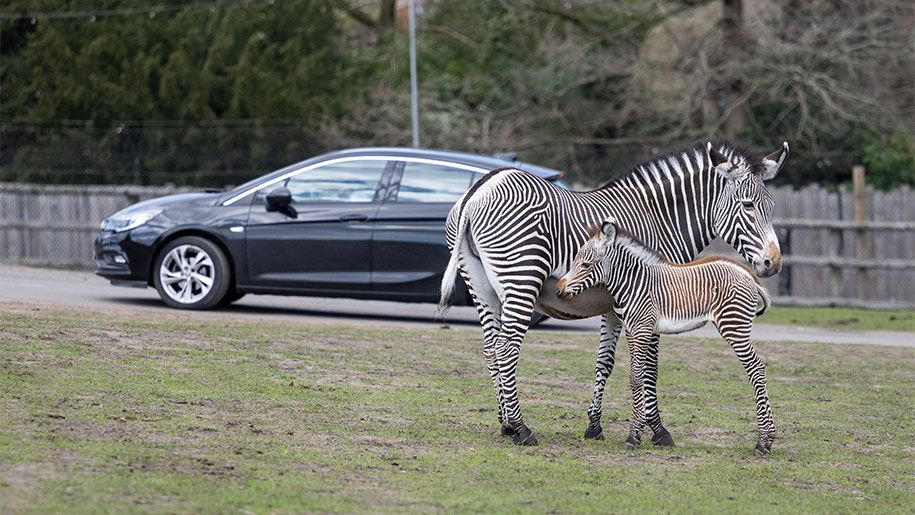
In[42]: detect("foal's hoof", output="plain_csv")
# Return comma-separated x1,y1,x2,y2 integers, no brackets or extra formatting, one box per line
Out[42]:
752,441,772,457
651,426,675,447
500,425,517,437
584,423,604,440
511,424,538,446
624,432,642,449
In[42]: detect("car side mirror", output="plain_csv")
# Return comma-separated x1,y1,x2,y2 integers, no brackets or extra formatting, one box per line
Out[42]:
265,187,296,218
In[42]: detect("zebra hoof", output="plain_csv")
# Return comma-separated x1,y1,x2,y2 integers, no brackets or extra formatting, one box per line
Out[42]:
651,426,675,447
511,424,538,446
752,441,771,457
624,432,641,449
500,425,517,437
584,423,604,440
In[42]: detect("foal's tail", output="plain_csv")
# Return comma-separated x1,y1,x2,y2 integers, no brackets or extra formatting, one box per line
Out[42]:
439,210,469,312
755,282,771,317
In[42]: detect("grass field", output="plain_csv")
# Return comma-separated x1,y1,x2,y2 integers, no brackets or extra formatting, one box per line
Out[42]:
763,306,915,332
1,303,913,513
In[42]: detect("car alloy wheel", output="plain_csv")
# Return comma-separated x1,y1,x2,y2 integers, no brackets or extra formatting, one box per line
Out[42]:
159,244,215,304
153,236,231,310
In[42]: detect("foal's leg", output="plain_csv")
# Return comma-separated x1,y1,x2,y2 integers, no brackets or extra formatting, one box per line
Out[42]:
716,317,776,456
643,334,675,446
624,328,653,448
584,312,622,440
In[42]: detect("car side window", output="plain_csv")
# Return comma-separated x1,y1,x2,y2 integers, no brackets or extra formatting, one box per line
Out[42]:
285,160,388,203
395,162,479,203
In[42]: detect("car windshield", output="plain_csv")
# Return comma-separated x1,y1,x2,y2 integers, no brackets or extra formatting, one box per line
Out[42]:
220,158,316,200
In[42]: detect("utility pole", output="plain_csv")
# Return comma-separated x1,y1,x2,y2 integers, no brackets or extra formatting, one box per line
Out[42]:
408,0,420,147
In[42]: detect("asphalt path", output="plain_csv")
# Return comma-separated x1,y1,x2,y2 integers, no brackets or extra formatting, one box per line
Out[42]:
0,264,912,347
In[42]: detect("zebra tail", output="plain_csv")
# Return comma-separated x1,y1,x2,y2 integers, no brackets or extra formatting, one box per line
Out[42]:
439,211,468,313
755,282,771,317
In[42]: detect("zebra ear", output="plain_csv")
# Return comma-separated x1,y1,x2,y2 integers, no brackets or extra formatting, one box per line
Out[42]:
601,220,617,242
761,141,789,181
707,142,739,180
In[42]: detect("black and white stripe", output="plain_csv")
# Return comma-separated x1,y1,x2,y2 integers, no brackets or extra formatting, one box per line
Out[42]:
440,140,788,445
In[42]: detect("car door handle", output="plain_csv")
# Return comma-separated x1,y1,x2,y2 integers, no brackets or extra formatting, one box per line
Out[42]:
339,214,369,222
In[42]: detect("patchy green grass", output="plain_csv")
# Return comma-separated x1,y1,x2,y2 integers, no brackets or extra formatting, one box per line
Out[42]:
1,303,913,514
763,306,915,332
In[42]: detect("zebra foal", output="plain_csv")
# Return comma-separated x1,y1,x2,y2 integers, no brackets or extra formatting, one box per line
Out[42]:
557,217,775,456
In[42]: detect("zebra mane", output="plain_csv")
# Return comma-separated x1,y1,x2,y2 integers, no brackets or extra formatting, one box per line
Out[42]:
610,227,665,265
712,139,767,176
595,140,767,190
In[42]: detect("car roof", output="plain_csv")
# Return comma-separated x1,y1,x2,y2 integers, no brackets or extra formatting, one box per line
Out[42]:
322,147,564,179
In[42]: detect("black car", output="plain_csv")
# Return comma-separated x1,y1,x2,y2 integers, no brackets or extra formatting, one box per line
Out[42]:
95,147,567,310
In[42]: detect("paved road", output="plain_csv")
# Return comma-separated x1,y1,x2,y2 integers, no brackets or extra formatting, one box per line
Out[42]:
1,264,912,347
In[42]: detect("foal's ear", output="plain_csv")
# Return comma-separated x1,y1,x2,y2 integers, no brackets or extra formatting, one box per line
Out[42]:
600,219,617,242
761,141,789,181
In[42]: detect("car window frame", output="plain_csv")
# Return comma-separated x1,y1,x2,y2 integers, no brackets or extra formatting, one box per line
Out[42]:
223,155,490,206
386,161,483,204
278,159,395,205
386,159,489,205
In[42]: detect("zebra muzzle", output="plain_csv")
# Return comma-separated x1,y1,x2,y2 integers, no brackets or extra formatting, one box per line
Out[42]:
555,278,572,299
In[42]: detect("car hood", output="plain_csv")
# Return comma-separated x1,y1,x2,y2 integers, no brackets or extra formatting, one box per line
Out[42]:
109,192,220,217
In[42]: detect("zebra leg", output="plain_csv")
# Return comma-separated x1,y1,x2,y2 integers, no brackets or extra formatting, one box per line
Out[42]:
584,313,622,440
717,321,776,457
644,334,675,447
458,266,512,436
625,329,651,449
494,291,540,446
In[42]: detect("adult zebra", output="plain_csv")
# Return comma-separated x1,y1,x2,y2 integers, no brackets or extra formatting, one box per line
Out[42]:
440,141,789,446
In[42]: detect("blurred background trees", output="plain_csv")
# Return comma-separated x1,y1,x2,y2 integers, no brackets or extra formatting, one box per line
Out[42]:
1,0,912,187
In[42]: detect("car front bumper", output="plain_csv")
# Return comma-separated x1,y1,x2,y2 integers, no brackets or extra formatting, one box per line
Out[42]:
94,228,158,285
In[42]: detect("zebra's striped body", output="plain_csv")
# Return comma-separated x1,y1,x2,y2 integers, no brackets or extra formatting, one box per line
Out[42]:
440,141,788,445
557,219,775,455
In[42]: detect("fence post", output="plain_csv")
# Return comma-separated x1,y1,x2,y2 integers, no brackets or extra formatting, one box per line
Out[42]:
777,226,792,296
852,165,871,300
828,226,842,301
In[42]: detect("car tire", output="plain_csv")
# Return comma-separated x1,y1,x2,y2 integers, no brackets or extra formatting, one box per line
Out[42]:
153,236,231,310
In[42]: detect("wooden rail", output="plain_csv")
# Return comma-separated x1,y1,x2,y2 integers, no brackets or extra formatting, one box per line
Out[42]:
776,219,915,231
773,217,915,310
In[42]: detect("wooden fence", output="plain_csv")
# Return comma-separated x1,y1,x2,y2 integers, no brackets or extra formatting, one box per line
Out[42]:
0,183,192,268
1,181,913,309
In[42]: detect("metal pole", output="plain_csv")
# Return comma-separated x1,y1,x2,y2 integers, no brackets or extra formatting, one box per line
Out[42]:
408,0,419,148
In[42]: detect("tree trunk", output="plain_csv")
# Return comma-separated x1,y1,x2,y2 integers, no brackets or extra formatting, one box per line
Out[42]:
379,0,396,31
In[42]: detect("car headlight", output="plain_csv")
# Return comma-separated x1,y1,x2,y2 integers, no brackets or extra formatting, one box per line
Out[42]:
100,208,163,233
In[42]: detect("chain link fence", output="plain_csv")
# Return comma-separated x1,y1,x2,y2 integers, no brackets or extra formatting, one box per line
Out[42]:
1,124,338,187
1,124,914,309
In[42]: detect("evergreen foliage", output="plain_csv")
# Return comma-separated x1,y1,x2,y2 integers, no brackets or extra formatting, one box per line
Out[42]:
1,1,911,188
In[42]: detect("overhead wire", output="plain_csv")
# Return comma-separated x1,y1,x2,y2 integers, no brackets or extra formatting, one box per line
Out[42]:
0,0,273,21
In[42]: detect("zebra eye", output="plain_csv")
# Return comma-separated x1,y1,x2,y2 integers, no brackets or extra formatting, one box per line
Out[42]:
741,200,755,210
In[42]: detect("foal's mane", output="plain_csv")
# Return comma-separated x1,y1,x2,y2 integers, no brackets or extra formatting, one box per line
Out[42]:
586,224,665,264
588,223,757,277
